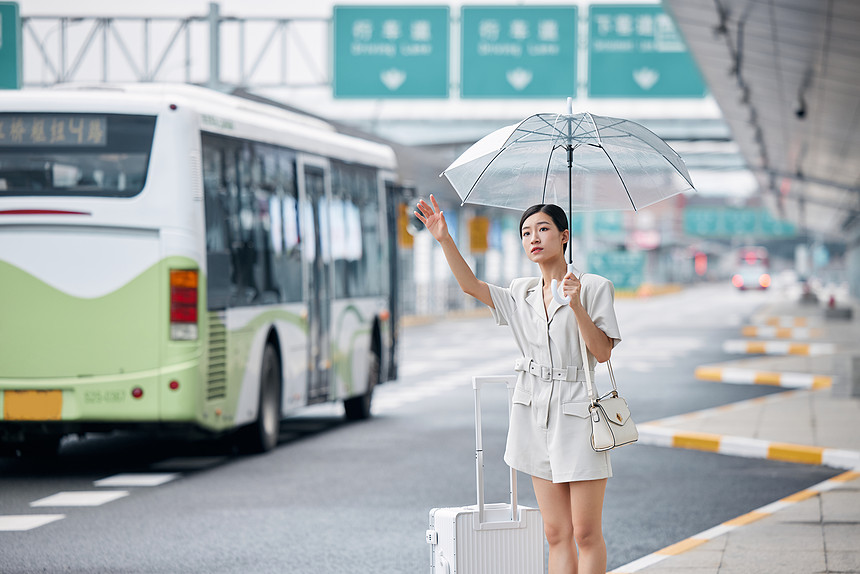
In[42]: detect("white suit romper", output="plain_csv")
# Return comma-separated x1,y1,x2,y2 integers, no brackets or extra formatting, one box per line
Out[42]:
487,274,622,483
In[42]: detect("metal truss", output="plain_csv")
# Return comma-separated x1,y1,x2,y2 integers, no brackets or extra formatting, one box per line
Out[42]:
21,4,329,90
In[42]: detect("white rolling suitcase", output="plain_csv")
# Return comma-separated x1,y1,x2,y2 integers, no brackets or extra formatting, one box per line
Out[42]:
427,375,544,574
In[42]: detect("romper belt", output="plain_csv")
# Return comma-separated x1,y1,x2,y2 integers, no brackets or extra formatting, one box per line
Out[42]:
514,358,595,428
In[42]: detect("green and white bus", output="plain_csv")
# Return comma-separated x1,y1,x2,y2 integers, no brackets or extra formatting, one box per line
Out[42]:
0,84,400,455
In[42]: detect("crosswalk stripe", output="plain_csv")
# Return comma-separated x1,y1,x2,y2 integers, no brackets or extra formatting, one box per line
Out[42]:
0,515,65,531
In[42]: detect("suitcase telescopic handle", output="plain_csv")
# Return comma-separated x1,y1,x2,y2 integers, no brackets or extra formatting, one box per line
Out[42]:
472,375,518,526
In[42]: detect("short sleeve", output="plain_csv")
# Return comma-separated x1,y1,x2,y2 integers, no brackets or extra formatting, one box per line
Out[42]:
487,282,516,327
586,278,622,348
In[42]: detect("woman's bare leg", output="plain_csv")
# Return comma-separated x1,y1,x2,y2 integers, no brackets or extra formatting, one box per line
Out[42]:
569,478,607,574
532,476,577,574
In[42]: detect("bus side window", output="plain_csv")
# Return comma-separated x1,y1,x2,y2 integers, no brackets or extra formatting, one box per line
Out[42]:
279,149,302,303
234,144,258,305
201,139,232,311
251,144,282,305
331,161,382,299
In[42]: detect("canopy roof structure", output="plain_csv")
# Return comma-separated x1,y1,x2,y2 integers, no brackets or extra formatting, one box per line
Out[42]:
664,0,860,240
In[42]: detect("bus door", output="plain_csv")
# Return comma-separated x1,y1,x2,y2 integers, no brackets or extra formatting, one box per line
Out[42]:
303,165,331,404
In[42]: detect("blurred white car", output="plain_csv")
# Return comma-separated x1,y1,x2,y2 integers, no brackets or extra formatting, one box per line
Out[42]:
732,265,771,290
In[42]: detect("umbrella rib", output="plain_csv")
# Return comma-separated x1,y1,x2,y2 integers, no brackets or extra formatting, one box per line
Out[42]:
585,113,602,146
601,146,638,212
541,147,555,204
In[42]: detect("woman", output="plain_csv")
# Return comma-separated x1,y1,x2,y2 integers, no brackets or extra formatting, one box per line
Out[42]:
415,195,621,574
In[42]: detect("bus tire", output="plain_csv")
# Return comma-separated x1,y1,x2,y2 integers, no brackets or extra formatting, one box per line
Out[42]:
344,347,379,421
238,344,281,454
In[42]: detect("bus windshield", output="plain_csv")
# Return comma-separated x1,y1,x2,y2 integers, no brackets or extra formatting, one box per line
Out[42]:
0,113,157,198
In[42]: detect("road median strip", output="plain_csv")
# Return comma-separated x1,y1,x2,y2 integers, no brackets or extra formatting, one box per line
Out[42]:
741,326,823,339
751,315,822,328
637,424,860,469
608,470,860,573
723,339,837,355
695,366,832,388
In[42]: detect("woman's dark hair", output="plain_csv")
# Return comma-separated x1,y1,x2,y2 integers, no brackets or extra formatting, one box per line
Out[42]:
520,204,569,248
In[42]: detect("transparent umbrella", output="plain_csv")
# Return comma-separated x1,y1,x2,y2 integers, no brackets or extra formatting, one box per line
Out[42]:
441,98,696,303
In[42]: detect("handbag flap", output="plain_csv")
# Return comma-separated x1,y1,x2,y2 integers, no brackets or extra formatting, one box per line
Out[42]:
599,396,631,426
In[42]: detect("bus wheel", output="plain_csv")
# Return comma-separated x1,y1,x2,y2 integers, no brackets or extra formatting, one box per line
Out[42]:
344,348,379,421
238,344,282,454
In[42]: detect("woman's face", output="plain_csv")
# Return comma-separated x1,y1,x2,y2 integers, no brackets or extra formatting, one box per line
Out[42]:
521,212,568,264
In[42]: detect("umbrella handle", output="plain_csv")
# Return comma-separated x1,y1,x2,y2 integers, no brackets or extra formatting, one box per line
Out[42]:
550,263,576,305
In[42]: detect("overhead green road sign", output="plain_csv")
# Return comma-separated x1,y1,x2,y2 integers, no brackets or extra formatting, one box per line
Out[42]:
588,4,706,98
0,2,21,90
589,251,645,290
333,5,449,98
684,208,797,238
461,6,576,98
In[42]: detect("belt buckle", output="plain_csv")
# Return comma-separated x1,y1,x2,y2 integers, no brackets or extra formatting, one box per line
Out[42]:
540,366,551,381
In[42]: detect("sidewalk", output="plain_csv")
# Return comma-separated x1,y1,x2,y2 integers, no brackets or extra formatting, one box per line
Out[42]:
611,294,860,574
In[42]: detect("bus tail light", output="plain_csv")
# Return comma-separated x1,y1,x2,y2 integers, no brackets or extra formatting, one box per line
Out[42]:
759,274,772,288
732,274,744,288
170,269,198,340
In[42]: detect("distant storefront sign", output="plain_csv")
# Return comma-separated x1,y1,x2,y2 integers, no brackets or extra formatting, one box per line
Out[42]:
333,6,449,98
0,2,21,90
460,6,577,98
588,4,706,98
684,208,797,238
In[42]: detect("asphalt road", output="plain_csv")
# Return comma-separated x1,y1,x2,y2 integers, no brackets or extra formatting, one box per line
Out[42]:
0,282,841,573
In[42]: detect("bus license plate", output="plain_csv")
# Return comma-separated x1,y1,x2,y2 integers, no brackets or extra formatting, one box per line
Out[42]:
3,390,63,421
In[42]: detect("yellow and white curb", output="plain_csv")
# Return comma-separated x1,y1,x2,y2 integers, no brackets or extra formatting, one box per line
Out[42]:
695,366,832,389
608,470,860,573
723,339,837,356
751,315,822,328
637,424,860,469
740,326,823,339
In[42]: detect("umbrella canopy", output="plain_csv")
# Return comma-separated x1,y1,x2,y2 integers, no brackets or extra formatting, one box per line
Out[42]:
442,108,696,213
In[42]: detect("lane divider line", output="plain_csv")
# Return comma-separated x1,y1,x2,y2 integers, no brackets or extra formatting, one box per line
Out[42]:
29,491,129,507
695,366,832,389
723,340,837,356
741,326,823,339
0,514,65,532
637,424,860,469
93,473,180,487
608,470,860,573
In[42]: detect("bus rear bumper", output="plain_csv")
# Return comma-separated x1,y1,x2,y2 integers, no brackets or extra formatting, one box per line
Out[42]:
0,361,204,431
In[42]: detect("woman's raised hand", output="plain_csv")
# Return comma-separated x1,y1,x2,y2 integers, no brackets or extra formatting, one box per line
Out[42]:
561,272,583,309
414,195,449,242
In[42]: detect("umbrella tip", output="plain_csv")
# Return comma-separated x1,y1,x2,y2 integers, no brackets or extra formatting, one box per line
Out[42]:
566,97,572,115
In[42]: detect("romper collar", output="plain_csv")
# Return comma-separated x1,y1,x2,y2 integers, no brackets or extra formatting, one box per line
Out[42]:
526,278,565,323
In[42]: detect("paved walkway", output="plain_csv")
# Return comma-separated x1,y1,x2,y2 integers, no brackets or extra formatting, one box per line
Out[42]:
611,293,860,574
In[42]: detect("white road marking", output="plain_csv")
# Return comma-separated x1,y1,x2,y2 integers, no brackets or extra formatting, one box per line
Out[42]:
30,491,129,507
93,473,180,487
0,515,65,531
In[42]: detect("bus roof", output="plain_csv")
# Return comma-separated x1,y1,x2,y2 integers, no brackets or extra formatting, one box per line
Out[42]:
0,83,398,171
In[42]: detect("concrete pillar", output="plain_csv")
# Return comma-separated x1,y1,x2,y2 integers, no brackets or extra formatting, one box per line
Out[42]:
848,236,860,301
207,3,221,89
833,353,860,398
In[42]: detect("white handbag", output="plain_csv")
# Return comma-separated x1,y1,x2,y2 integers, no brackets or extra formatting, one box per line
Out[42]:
577,325,638,452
